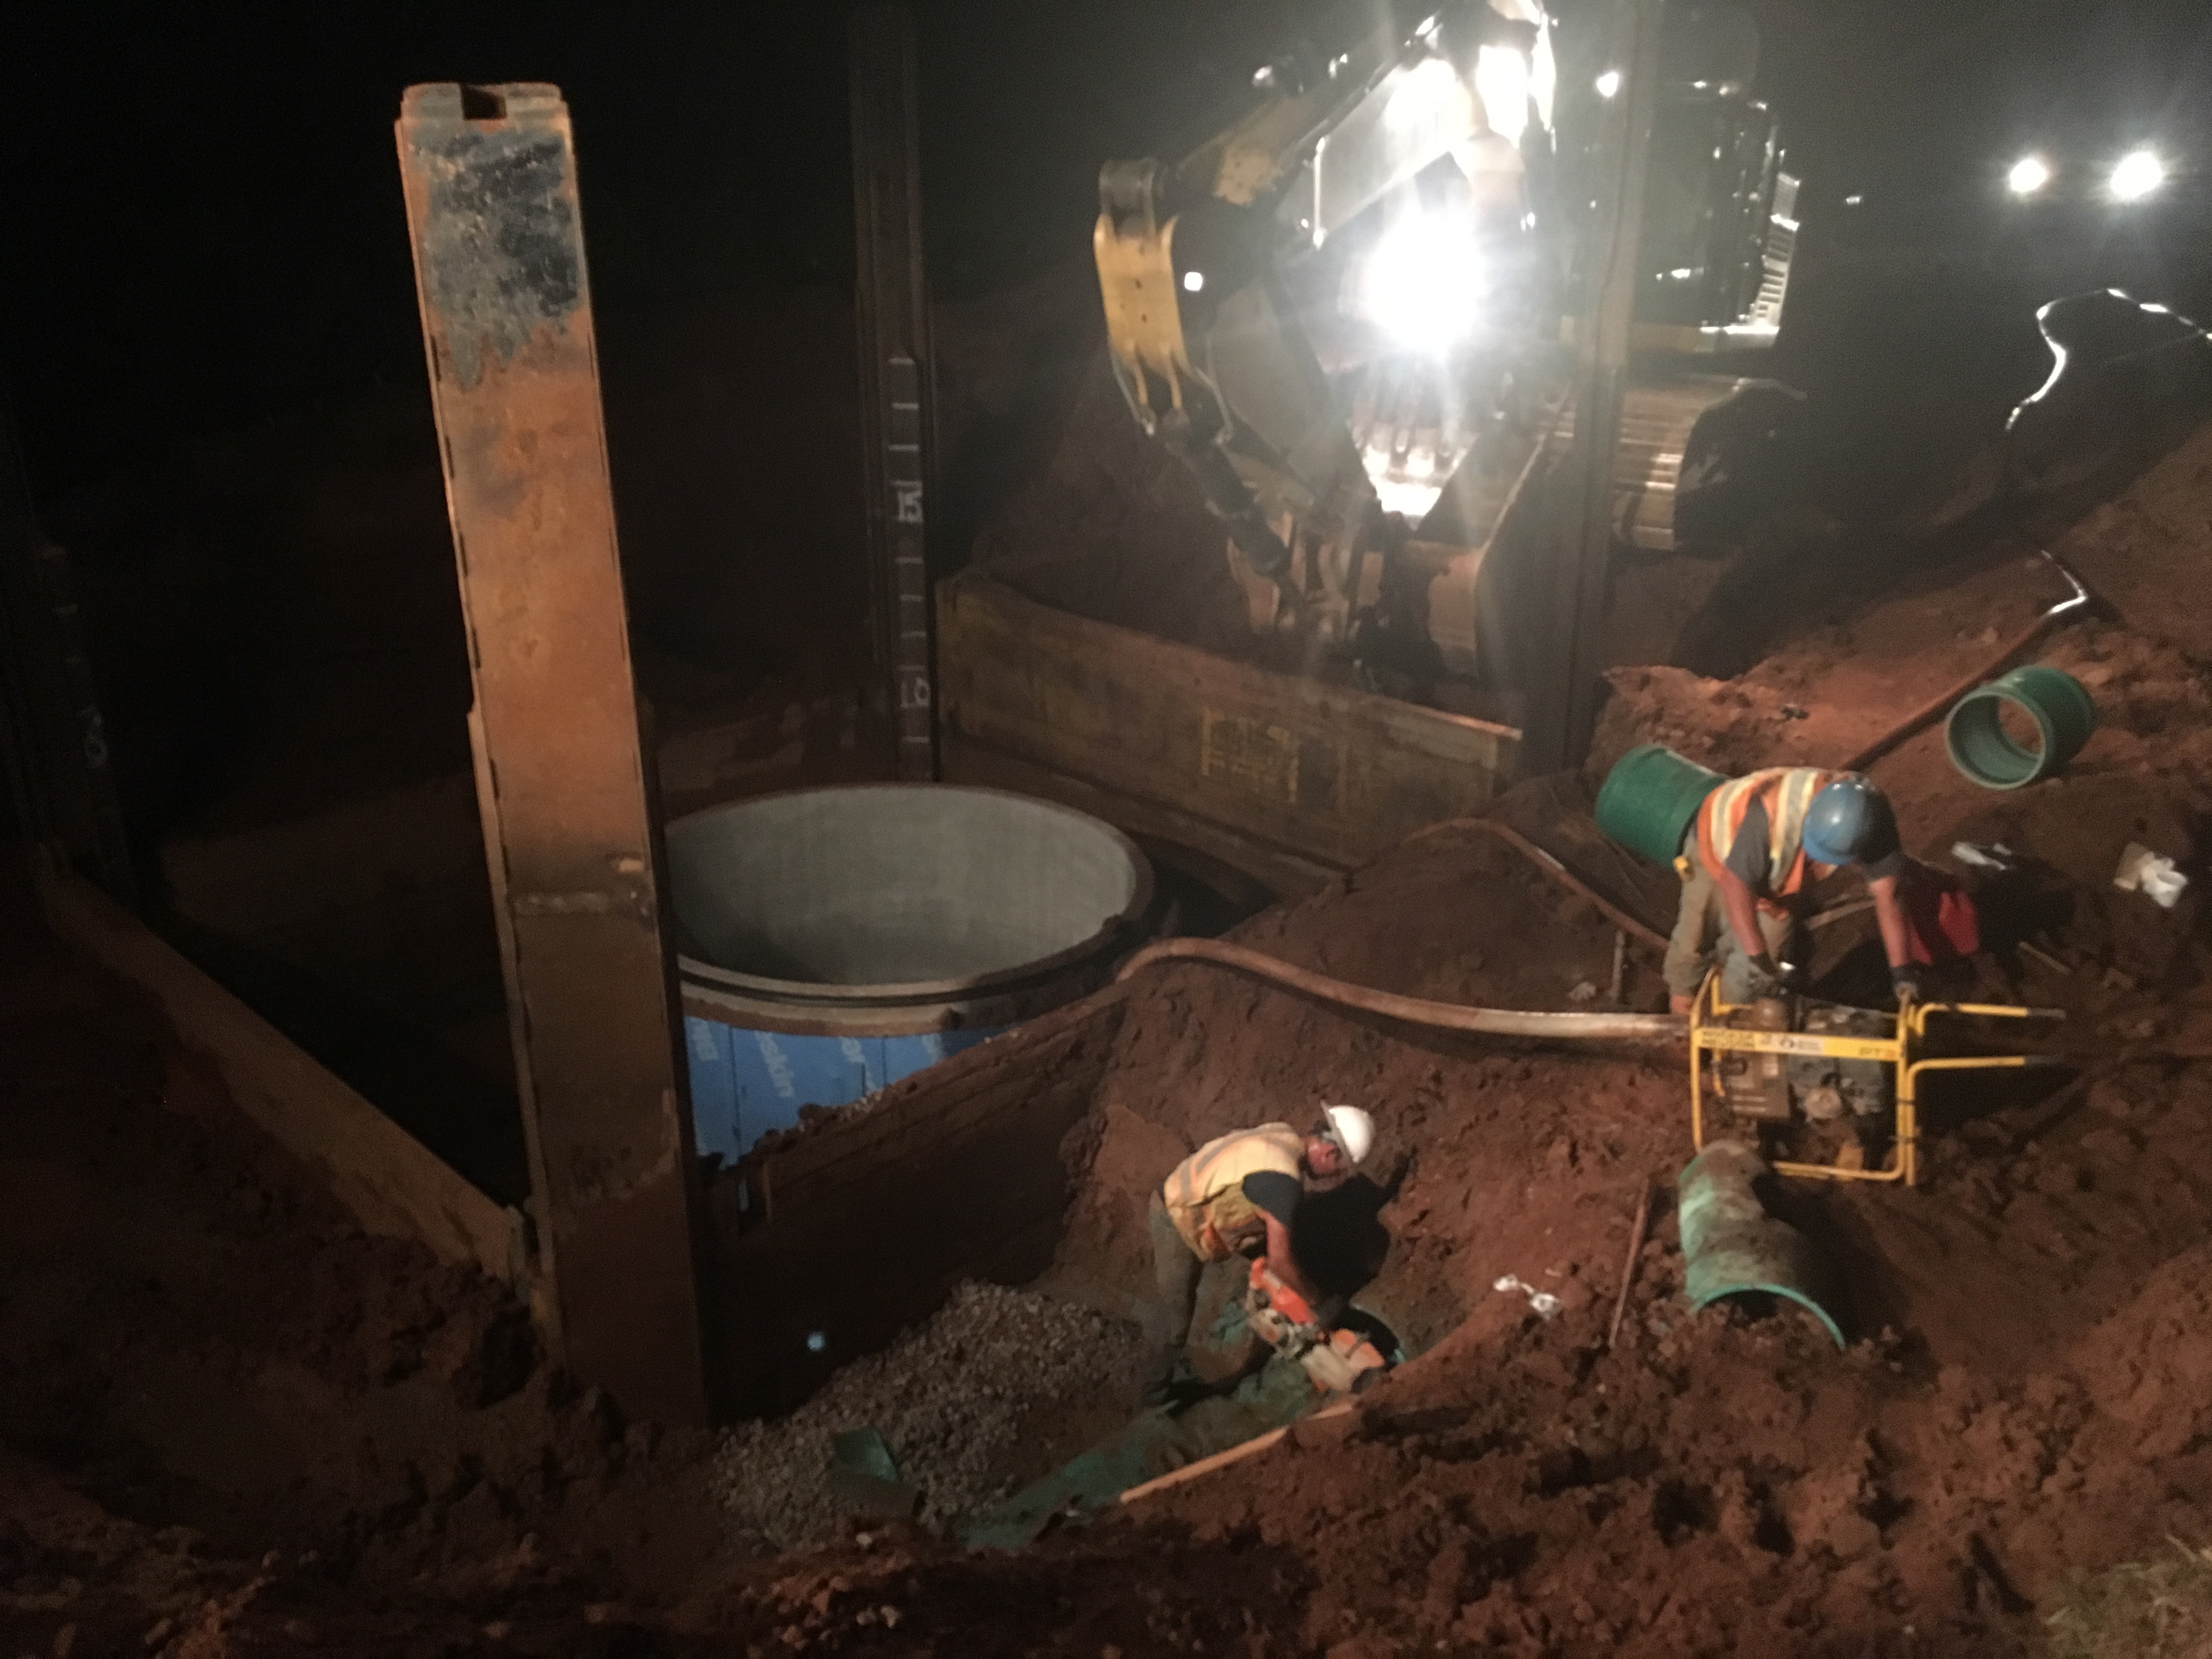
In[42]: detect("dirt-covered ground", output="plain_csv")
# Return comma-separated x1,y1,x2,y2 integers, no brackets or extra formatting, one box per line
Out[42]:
10,409,2212,1655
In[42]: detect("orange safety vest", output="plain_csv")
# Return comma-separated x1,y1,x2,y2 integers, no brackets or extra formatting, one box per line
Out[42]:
1161,1125,1305,1263
1696,767,1839,913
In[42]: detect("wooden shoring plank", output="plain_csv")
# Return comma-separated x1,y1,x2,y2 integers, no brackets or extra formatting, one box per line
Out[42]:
937,574,1519,868
40,873,515,1282
941,733,1341,900
751,994,1125,1203
397,83,710,1426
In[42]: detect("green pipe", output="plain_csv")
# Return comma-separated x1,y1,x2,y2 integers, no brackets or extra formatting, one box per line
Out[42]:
1596,744,1726,867
1676,1141,1846,1348
1945,664,2097,789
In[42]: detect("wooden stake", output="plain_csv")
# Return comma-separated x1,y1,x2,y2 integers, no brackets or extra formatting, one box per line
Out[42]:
1607,1185,1653,1350
1119,1403,1355,1504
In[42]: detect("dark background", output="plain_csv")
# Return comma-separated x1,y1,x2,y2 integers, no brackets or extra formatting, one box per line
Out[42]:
3,0,2211,856
5,1,2206,504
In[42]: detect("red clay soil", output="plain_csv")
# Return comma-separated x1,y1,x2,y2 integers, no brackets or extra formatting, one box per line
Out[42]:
12,440,2212,1656
0,866,731,1657
963,347,1261,661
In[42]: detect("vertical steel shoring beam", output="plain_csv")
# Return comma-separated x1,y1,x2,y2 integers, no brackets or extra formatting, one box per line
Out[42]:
1528,0,1664,773
850,3,939,779
396,83,711,1426
0,397,134,900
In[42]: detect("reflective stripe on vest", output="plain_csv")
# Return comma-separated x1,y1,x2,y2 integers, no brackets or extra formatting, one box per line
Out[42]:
1161,1125,1304,1262
1696,768,1838,906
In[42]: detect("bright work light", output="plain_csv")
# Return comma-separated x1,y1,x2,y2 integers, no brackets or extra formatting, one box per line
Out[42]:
2109,149,2165,202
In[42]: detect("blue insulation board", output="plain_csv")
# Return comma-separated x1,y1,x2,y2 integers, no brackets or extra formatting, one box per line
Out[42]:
682,1015,1001,1163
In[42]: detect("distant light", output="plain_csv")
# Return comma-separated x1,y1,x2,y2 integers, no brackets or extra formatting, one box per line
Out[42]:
2111,149,2165,201
806,1331,827,1353
2007,155,2051,197
1182,270,1205,294
1844,193,1864,206
1667,267,1696,280
1594,69,1622,99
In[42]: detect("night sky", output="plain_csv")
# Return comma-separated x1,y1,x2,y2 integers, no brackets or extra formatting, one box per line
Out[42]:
4,0,2210,505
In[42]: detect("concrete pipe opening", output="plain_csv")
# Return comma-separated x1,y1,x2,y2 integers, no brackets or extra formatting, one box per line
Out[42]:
668,785,1154,1161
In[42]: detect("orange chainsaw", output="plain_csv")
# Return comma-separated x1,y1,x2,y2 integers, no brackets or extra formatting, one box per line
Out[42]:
1245,1260,1390,1395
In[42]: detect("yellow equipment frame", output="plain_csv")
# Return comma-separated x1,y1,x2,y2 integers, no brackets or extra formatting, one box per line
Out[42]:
1688,975,2062,1187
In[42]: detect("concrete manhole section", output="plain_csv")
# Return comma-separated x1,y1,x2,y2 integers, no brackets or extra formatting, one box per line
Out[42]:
667,784,1154,1159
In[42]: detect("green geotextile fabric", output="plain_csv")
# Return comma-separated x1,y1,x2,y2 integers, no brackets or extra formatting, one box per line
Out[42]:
955,1356,1323,1550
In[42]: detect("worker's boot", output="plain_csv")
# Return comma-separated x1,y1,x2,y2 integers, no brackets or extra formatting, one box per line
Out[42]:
1139,1352,1203,1411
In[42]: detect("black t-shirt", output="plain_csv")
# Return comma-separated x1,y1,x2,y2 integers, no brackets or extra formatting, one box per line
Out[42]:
1241,1170,1303,1229
1727,799,1904,893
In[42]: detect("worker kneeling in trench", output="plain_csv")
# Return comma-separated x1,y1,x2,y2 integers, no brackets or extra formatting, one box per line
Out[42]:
1143,1105,1375,1407
1665,769,1921,1013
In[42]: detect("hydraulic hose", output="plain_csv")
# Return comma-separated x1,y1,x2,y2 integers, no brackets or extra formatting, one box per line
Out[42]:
1114,936,1684,1046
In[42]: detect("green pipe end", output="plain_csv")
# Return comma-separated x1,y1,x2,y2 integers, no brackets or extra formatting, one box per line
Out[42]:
1677,1141,1848,1350
1946,664,2098,790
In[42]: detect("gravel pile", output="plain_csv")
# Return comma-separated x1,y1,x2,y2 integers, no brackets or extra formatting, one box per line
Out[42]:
711,1281,1142,1547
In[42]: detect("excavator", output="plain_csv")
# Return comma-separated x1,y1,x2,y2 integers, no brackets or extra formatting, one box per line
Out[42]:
1093,0,1802,697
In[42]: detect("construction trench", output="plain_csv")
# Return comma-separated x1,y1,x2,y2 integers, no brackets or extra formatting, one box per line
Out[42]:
9,9,2212,1659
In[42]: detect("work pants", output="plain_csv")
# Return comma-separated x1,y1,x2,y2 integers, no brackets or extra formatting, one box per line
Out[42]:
1665,858,1799,1000
1146,1192,1205,1376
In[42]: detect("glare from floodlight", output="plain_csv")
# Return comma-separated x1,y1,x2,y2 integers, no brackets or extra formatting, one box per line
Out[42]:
2110,150,2165,202
1594,69,1622,99
2007,155,2050,197
1476,44,1531,142
1359,207,1483,351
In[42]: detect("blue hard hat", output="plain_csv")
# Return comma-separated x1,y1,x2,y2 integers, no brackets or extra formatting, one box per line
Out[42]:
1802,776,1889,867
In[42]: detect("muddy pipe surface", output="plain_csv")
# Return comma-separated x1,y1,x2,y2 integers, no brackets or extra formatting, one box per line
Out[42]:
1115,938,1684,1045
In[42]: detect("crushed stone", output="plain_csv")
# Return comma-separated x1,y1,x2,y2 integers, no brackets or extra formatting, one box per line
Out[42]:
710,1280,1141,1547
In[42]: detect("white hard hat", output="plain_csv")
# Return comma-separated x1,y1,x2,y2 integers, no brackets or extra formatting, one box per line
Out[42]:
1322,1104,1375,1165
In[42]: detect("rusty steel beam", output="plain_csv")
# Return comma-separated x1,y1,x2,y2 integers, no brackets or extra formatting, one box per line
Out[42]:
850,3,939,778
395,83,710,1426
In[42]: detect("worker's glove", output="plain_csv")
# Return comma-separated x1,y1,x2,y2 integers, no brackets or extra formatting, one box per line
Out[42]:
1889,964,1923,1007
1742,953,1787,1000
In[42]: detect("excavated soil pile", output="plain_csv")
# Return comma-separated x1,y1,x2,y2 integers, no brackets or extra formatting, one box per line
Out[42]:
1044,823,1686,1362
12,419,2212,1654
964,350,1259,659
0,872,731,1657
659,535,2212,1655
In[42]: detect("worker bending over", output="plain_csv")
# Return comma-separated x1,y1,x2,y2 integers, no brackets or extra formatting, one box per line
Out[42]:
1143,1105,1375,1406
1664,769,1920,1014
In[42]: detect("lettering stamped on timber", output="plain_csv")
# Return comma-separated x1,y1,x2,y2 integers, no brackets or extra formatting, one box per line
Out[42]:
1200,711,1300,802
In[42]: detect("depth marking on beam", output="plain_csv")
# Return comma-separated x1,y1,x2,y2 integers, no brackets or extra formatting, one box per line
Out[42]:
851,6,939,777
